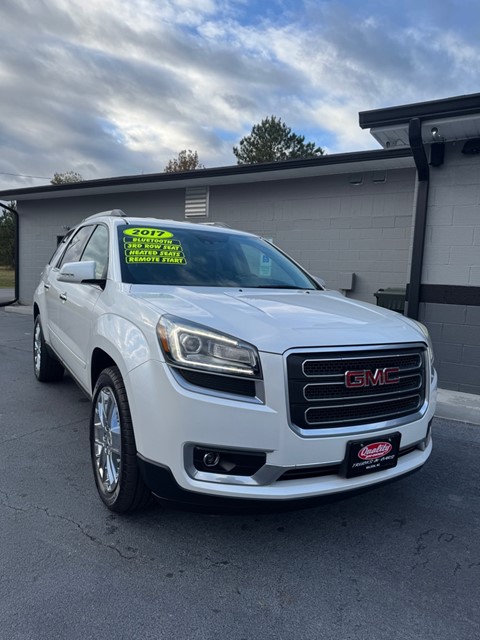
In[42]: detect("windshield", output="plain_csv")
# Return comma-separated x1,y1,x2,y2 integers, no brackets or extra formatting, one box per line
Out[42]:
117,224,318,289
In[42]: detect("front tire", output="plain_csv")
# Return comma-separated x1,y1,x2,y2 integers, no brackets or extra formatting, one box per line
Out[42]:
33,316,64,382
90,366,151,513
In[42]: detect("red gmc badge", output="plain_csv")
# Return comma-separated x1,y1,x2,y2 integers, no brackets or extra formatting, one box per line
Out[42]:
345,367,400,388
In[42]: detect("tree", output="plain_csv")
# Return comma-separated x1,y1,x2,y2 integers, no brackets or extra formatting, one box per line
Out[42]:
164,150,204,173
0,201,16,268
233,116,324,164
51,171,84,185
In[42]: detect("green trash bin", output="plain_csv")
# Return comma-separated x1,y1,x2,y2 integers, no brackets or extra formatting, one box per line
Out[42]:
374,287,406,313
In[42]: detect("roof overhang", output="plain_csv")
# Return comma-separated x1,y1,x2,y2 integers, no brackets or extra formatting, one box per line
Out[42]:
0,148,414,202
359,93,480,149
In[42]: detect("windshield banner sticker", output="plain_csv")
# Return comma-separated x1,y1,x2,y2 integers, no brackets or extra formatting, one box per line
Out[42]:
123,228,187,265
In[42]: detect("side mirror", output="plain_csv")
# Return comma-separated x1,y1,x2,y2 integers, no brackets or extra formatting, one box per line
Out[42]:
58,261,96,283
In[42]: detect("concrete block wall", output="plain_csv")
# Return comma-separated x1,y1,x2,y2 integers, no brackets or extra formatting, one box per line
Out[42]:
419,141,480,394
423,142,480,286
209,168,416,303
420,302,480,395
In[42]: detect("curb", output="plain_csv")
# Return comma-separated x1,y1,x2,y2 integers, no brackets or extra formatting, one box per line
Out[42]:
4,304,33,316
435,388,480,426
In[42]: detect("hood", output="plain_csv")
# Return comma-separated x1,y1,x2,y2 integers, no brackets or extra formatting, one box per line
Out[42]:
130,286,424,353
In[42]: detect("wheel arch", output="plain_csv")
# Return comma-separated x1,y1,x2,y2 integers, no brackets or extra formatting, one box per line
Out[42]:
91,348,117,392
90,315,153,397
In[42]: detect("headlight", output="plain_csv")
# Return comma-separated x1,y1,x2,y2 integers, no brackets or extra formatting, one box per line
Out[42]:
411,320,435,370
157,315,262,378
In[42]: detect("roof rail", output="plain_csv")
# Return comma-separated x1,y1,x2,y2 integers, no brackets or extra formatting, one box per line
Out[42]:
199,221,230,228
82,209,127,222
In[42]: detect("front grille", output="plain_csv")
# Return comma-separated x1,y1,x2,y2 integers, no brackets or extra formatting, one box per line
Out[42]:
302,353,421,377
287,347,426,430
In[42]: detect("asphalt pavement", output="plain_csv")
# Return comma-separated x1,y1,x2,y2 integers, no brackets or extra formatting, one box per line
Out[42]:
0,309,479,640
0,288,15,305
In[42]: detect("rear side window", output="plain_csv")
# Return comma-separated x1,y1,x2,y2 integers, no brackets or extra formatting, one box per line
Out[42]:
58,225,94,268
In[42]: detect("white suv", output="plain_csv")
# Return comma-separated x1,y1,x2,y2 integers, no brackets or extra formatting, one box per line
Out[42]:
33,210,437,512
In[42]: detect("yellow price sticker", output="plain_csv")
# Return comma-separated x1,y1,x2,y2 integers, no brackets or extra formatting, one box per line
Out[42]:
123,227,174,239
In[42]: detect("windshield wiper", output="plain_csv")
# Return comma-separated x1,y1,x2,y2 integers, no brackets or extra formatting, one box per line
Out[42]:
255,285,311,289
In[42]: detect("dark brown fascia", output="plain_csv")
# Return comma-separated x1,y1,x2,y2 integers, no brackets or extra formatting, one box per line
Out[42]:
359,92,480,130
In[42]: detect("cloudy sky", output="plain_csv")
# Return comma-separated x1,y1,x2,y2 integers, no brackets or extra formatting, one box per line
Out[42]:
1,0,479,190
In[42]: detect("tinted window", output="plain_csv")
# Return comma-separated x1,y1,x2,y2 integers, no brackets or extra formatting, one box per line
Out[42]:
81,225,109,279
117,224,317,289
49,229,75,267
58,225,94,268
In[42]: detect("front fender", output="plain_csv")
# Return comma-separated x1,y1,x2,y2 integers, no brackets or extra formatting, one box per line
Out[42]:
93,314,155,382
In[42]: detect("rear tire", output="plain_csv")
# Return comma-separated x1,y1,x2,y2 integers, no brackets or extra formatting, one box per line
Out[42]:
90,366,151,513
33,316,64,382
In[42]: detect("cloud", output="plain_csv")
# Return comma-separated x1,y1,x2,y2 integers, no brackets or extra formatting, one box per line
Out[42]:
1,0,480,190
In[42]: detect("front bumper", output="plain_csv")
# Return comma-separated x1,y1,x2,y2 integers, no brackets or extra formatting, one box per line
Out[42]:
137,456,427,509
126,352,436,501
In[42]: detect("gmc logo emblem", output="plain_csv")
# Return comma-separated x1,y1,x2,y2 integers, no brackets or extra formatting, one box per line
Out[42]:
345,367,400,388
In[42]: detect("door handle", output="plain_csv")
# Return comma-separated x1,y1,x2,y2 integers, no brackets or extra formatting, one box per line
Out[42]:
59,293,67,302
44,283,50,290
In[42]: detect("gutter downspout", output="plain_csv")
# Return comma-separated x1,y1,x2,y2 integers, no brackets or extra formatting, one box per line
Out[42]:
406,117,429,320
0,201,19,307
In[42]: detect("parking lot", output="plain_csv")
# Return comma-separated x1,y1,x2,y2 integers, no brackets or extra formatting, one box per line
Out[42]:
0,308,479,640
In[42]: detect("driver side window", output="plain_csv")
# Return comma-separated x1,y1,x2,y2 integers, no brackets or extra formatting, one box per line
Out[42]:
80,225,109,279
57,225,94,269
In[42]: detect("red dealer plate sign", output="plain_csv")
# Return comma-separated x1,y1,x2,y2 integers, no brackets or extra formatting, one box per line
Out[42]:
340,432,402,478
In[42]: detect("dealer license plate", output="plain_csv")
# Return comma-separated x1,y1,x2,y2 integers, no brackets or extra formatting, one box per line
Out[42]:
340,432,402,479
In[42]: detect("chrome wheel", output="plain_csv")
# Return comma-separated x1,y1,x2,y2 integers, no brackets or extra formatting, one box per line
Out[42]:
93,387,122,493
33,316,64,382
34,321,42,377
90,367,151,512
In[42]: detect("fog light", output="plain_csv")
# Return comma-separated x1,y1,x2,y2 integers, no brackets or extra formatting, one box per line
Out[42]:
203,452,221,468
193,446,267,476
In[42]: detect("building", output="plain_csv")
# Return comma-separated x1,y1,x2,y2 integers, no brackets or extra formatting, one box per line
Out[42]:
1,93,479,394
